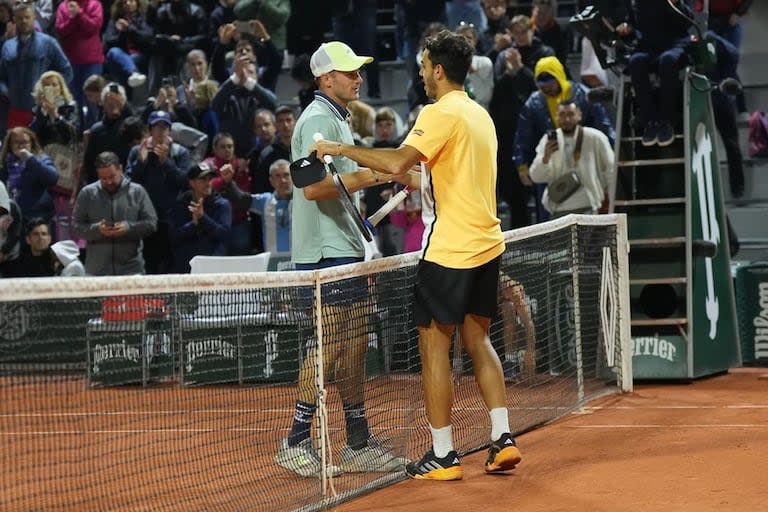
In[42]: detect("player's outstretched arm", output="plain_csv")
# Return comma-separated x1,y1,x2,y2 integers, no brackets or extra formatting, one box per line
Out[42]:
312,140,423,178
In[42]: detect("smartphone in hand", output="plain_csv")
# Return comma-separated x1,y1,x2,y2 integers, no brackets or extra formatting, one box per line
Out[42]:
43,85,56,103
235,20,253,35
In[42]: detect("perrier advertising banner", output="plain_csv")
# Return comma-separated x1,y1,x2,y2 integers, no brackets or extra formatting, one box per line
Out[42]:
687,71,741,377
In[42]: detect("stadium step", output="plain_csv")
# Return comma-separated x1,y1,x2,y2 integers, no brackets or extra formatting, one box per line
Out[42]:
615,198,686,207
631,318,688,327
628,237,687,247
617,157,685,167
621,135,684,143
629,277,688,285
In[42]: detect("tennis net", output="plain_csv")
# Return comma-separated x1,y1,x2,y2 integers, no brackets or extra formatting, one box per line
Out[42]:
0,214,631,511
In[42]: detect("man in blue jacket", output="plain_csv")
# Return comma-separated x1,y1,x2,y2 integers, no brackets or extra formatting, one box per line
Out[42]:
169,163,231,273
0,1,72,129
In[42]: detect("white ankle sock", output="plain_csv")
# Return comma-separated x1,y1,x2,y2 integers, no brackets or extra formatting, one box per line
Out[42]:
429,424,454,458
490,407,510,442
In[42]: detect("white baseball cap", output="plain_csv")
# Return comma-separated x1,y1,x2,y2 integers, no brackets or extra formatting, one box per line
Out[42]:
310,41,373,77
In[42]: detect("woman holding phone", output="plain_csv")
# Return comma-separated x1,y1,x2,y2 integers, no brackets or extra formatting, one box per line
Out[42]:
29,72,82,244
30,71,79,148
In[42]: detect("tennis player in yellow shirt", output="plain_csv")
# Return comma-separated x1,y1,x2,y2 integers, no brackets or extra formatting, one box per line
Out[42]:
311,30,521,481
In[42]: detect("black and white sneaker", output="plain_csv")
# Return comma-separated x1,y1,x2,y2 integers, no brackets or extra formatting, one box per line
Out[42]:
485,433,522,473
405,448,463,481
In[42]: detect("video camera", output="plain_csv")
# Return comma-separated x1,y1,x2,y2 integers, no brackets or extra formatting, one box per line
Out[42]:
569,5,633,74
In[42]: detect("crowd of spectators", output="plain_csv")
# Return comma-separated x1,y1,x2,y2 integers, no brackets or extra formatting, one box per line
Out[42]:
0,0,752,277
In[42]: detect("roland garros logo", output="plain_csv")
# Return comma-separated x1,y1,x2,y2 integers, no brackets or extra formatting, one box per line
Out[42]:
0,303,40,350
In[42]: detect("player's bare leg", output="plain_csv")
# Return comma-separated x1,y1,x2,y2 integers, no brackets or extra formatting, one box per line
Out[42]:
459,314,506,409
405,321,464,480
418,321,455,428
460,313,521,473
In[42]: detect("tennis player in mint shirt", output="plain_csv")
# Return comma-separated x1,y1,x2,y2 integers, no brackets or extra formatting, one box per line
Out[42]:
275,41,408,478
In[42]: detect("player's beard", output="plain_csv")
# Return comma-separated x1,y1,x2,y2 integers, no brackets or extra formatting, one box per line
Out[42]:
424,75,437,100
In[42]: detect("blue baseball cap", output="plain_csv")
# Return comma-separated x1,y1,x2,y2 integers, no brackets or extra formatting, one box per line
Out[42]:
148,110,172,127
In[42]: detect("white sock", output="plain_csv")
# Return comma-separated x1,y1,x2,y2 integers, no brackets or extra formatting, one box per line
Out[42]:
429,424,454,458
490,407,510,442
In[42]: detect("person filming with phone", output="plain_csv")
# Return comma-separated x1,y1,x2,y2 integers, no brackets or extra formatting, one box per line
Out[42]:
73,151,157,276
528,99,614,218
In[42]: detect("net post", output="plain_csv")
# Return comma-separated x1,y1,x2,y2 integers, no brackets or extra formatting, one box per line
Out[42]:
312,272,332,496
614,214,634,392
571,221,585,404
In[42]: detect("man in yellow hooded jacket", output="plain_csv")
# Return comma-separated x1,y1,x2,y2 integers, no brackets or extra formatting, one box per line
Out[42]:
512,55,614,223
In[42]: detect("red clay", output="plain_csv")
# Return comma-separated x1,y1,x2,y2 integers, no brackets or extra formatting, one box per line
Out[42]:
335,368,768,512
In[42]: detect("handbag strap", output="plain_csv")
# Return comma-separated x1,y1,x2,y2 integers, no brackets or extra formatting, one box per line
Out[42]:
573,126,584,163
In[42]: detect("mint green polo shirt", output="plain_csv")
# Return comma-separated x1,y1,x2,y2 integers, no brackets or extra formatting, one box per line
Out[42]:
290,94,365,264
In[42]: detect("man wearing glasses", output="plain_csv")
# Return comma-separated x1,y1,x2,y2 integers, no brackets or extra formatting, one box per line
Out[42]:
0,0,72,129
218,158,293,257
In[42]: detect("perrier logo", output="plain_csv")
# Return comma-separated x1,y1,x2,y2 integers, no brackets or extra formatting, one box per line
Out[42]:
92,340,141,374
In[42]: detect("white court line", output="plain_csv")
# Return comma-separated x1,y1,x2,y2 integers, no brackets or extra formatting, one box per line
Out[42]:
580,404,768,410
3,405,765,420
0,409,289,417
1,427,273,436
569,424,767,428
0,405,570,419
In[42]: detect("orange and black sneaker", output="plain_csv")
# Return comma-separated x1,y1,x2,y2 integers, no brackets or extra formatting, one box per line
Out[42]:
405,448,464,481
484,433,522,473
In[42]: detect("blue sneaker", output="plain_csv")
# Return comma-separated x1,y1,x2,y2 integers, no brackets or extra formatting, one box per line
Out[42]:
641,122,658,147
656,121,675,147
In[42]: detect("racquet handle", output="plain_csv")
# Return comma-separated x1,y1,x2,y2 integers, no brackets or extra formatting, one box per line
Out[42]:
312,132,334,164
367,187,410,227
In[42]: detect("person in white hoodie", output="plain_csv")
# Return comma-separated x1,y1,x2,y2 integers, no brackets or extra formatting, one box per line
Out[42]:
50,240,85,276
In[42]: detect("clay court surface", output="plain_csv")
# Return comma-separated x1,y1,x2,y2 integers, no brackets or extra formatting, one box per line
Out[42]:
335,368,768,512
2,369,766,511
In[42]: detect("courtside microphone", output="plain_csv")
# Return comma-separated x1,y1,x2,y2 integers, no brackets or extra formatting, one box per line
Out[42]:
718,77,742,97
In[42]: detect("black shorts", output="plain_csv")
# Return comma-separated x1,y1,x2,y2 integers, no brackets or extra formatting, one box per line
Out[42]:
413,256,500,327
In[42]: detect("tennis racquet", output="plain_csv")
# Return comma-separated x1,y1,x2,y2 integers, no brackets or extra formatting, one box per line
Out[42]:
367,186,412,227
312,133,373,242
